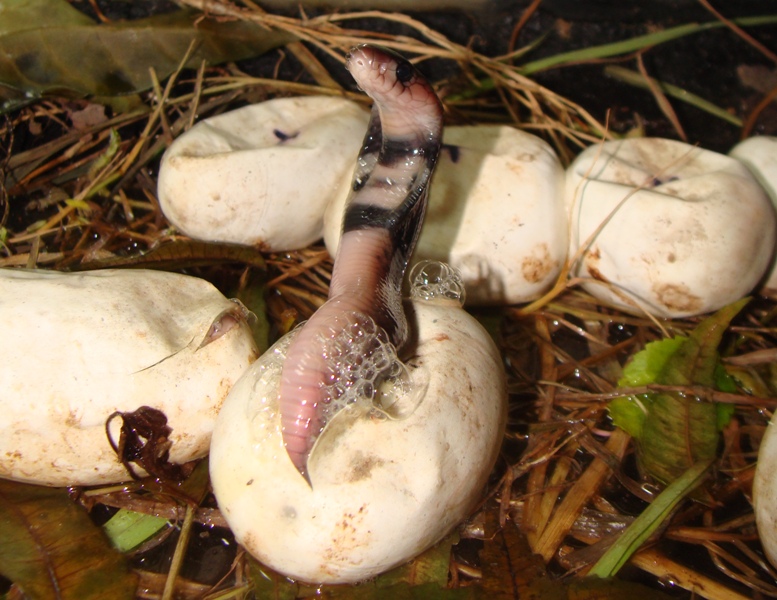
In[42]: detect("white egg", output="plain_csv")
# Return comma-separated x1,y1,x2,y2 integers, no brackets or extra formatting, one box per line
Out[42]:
324,125,567,305
729,136,777,289
158,96,369,251
754,418,777,568
566,137,775,317
209,297,507,584
0,268,259,486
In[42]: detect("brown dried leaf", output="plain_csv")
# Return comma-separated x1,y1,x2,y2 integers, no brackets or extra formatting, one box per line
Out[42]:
0,479,137,599
0,2,292,105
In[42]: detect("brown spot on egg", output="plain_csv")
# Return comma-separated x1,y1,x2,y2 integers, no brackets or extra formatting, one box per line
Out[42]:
582,245,607,281
586,264,609,283
521,243,555,283
507,161,524,176
653,282,702,314
242,531,257,550
347,451,386,483
65,410,80,427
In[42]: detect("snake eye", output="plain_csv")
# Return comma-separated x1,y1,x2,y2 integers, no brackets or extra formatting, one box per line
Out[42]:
395,61,414,85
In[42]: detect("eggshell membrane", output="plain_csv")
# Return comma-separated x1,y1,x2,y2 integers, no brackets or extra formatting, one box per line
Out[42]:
209,299,507,584
158,96,369,251
566,137,776,317
323,125,567,305
0,268,259,486
729,136,777,289
754,418,777,568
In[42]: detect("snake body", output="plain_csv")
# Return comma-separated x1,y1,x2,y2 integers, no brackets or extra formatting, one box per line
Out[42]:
277,44,444,478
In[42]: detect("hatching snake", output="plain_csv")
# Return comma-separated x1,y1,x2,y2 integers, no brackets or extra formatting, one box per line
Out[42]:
277,44,444,479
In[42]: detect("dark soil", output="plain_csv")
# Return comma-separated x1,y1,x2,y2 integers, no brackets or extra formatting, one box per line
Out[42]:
73,0,777,153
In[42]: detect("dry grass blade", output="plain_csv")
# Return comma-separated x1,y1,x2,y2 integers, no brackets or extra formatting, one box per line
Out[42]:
532,429,631,562
635,53,687,141
632,547,753,600
697,0,777,64
178,0,610,154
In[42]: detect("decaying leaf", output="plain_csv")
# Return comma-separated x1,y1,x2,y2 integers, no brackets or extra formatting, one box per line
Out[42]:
0,0,293,107
106,405,186,481
478,515,673,599
75,239,267,272
0,0,93,37
0,479,137,599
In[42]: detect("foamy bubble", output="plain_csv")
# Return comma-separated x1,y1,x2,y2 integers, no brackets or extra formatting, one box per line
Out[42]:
317,311,420,426
409,260,466,306
247,312,422,450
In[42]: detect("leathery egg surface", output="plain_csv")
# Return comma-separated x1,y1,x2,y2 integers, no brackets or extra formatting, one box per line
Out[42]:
210,297,507,583
729,136,777,290
754,417,777,569
0,268,259,486
324,125,567,305
566,137,775,317
158,96,369,251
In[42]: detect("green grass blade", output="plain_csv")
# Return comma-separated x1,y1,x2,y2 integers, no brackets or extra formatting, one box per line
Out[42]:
604,66,743,126
447,15,777,103
520,15,777,75
103,509,169,553
588,458,713,579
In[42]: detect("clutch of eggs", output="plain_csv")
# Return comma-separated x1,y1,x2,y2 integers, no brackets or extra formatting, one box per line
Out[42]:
160,99,777,317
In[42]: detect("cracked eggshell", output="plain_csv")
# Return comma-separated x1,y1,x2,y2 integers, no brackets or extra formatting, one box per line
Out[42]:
0,268,259,486
566,137,776,317
158,96,369,251
729,136,777,289
323,125,567,305
754,417,777,568
210,299,507,584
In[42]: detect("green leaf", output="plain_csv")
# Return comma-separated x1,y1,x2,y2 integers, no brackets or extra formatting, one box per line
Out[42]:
588,459,712,578
608,299,749,487
0,479,137,599
617,337,686,388
637,391,718,486
659,298,750,387
608,396,647,439
0,2,293,103
610,336,686,440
